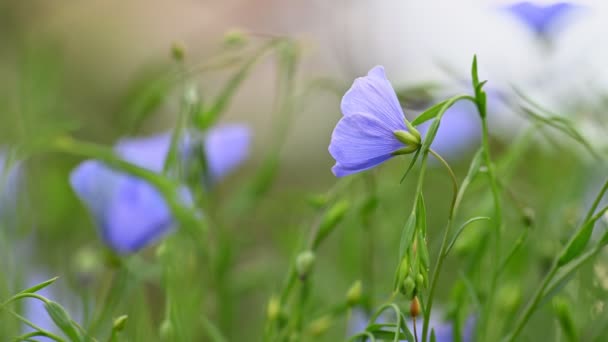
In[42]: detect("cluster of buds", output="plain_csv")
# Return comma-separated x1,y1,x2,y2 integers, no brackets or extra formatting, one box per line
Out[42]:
395,237,429,299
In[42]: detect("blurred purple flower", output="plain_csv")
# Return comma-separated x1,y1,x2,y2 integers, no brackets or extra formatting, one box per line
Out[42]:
505,2,578,37
0,149,21,215
70,125,250,254
329,66,419,177
348,308,474,341
417,101,481,160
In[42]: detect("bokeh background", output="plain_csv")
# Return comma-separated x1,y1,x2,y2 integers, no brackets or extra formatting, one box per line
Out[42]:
2,0,608,341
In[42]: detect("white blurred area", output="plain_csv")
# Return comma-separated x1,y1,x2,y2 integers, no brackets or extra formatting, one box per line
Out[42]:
15,0,608,166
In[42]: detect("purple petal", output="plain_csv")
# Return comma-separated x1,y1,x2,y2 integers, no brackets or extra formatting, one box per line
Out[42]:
505,2,578,36
115,133,172,172
204,124,251,182
70,161,121,222
341,66,407,132
103,176,179,253
329,114,403,176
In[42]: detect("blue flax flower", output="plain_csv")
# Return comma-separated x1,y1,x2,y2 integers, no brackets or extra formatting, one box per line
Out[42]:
70,124,250,254
329,66,421,177
505,2,578,37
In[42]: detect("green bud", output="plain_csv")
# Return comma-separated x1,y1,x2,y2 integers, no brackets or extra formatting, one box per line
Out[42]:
401,277,416,298
159,320,173,340
113,315,128,332
308,316,332,336
44,301,82,341
346,280,362,306
223,28,248,47
296,250,315,280
397,255,410,284
393,130,421,147
156,241,168,259
416,273,425,290
552,297,578,342
267,295,281,321
313,200,350,249
496,283,521,312
171,42,185,61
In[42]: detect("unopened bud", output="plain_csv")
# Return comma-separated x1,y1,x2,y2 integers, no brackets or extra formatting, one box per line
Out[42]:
416,273,425,290
112,315,128,332
223,29,248,47
346,280,362,306
397,255,410,284
267,295,281,321
410,297,421,317
159,320,173,340
308,316,332,336
401,277,416,298
155,242,168,259
522,207,535,227
296,251,315,280
171,42,185,62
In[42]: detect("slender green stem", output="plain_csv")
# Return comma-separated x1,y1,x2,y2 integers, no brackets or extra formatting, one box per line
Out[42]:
429,149,458,218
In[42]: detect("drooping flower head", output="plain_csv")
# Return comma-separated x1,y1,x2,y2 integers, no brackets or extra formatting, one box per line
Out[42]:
505,2,579,37
70,124,250,254
329,66,421,177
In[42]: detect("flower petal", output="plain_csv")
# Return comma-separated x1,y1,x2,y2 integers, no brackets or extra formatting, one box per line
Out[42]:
341,66,407,131
329,114,403,176
506,2,578,35
70,160,121,222
204,124,251,182
103,176,176,253
115,133,172,172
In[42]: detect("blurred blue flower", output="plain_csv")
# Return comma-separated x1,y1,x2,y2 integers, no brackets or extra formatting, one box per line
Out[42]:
505,2,578,37
70,124,250,254
0,149,21,216
417,100,481,160
348,309,474,341
329,66,419,177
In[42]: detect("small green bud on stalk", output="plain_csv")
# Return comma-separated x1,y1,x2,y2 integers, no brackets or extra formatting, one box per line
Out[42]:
346,280,363,306
267,295,281,321
296,250,316,280
401,276,416,298
171,42,185,62
397,255,410,283
416,273,425,291
159,320,173,340
113,315,128,332
313,200,350,249
223,28,248,47
308,316,332,336
44,301,82,341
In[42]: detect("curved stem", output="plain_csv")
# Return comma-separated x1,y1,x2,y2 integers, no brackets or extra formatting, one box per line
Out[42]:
429,149,459,219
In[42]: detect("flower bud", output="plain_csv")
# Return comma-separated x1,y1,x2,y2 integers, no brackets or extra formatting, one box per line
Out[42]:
223,28,248,48
159,320,173,340
410,297,421,317
113,315,128,332
170,42,185,62
308,316,332,336
416,273,425,291
396,255,410,285
346,280,362,306
267,295,281,321
296,251,315,280
400,276,416,298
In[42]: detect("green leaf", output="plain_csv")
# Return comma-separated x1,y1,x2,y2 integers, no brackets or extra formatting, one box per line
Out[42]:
16,277,58,296
431,328,437,342
398,213,417,261
416,193,427,237
44,301,83,342
411,99,450,126
399,148,421,184
471,55,479,89
558,219,597,266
